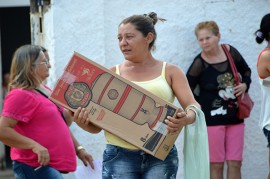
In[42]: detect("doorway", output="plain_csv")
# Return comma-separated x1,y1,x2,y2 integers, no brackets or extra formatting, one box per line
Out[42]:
0,6,31,169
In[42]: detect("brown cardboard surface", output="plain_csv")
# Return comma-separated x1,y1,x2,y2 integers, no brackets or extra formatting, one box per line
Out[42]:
49,52,183,160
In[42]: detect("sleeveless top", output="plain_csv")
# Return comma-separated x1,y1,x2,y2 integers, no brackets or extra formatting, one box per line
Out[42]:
104,62,175,149
258,48,270,130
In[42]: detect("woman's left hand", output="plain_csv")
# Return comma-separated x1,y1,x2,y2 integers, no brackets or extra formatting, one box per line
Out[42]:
233,83,247,98
73,107,90,125
77,149,95,169
165,111,195,134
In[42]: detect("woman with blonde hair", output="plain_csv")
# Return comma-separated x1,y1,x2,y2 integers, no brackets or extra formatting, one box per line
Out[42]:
187,21,252,179
0,45,94,179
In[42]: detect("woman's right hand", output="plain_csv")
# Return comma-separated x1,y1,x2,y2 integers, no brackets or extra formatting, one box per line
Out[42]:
32,144,50,166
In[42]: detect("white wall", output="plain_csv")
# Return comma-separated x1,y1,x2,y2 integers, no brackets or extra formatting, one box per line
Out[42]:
43,0,270,178
0,0,29,7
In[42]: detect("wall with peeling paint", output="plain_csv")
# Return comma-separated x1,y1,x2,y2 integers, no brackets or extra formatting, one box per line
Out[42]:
42,0,270,178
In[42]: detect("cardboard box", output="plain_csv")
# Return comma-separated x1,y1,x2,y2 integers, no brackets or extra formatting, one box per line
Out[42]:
49,52,182,160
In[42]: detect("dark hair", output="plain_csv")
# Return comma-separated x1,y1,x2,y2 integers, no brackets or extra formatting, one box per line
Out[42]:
40,46,47,52
255,13,270,44
119,12,166,51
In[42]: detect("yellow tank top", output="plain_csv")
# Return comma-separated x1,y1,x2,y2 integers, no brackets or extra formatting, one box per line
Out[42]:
105,62,175,149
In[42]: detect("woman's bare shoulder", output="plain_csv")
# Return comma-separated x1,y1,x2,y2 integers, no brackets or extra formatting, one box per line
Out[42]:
165,62,183,74
260,49,270,59
109,66,116,72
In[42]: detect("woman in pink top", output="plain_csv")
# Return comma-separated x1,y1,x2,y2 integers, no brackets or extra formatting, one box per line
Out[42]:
255,13,270,179
0,45,94,179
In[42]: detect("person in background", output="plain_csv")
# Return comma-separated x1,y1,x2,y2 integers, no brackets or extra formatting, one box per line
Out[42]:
255,13,270,179
186,21,252,179
0,45,94,179
73,12,209,179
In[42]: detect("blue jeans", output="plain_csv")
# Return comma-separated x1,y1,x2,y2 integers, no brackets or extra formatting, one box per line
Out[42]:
102,144,179,179
13,161,63,179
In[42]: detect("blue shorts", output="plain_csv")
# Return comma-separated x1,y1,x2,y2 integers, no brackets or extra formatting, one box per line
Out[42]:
263,128,270,148
13,161,63,179
102,144,179,179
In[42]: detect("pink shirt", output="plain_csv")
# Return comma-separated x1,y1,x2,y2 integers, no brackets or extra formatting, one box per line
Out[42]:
1,88,76,172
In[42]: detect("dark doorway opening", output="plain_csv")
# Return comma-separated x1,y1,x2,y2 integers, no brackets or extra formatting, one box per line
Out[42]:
0,6,31,169
0,6,31,72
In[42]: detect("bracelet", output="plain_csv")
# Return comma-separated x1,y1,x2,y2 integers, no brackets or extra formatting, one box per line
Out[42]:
185,105,198,124
185,105,198,114
76,145,85,154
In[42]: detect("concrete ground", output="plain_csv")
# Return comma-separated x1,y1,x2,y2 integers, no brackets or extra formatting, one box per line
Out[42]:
0,169,15,179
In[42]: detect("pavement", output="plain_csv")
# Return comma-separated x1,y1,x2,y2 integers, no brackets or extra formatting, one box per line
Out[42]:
0,168,15,179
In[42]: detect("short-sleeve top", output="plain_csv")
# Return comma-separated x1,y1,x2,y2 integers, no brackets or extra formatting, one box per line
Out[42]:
1,88,76,172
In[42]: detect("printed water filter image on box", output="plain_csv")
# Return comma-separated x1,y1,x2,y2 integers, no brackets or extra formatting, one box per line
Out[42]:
50,52,182,160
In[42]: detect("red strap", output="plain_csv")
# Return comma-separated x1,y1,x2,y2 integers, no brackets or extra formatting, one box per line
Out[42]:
221,44,240,85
